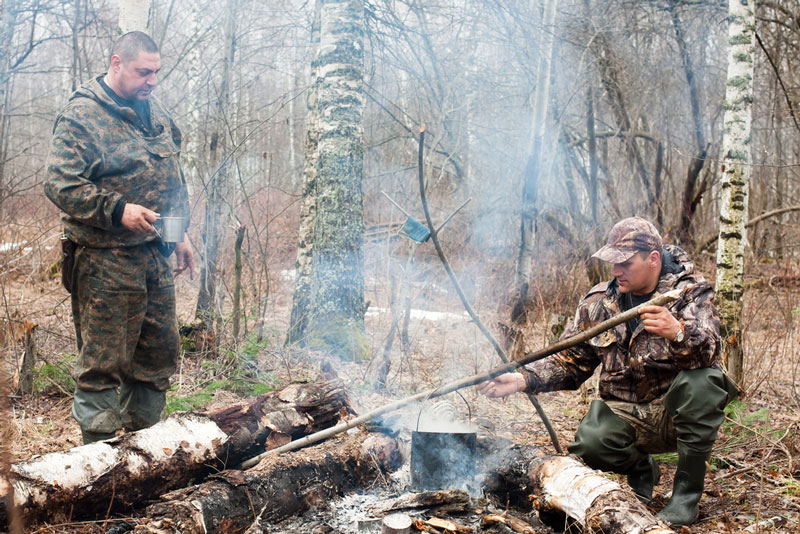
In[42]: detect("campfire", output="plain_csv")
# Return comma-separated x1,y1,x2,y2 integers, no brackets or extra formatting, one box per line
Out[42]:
1,381,676,534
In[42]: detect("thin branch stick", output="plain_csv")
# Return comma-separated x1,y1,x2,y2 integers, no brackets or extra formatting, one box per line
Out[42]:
381,191,414,218
416,126,564,453
238,287,683,467
435,198,472,234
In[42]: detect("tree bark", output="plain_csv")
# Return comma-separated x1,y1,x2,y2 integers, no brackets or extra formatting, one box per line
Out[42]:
484,443,675,534
0,380,350,527
142,432,401,534
286,0,323,346
117,0,149,34
306,0,368,359
715,0,755,389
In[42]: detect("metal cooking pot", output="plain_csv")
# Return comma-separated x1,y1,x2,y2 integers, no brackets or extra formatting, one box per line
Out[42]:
410,395,477,490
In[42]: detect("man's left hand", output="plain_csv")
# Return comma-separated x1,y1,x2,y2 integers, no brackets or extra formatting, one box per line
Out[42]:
639,305,681,341
174,238,194,279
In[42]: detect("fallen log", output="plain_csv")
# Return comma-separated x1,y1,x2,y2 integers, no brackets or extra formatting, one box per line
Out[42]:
143,431,402,533
482,442,675,534
0,380,350,527
529,455,675,534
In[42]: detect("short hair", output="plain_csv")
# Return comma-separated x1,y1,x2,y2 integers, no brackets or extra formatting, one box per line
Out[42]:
110,31,159,63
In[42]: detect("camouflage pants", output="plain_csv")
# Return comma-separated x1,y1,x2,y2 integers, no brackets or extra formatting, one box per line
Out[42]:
70,243,179,434
568,368,737,473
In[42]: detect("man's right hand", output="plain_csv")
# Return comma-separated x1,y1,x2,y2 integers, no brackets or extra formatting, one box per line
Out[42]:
121,203,159,234
476,372,527,398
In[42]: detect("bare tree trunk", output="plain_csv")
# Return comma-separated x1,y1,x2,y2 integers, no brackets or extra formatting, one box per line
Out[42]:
117,0,149,34
0,0,18,207
715,0,754,389
287,0,322,345
670,1,708,247
306,0,367,359
195,0,237,322
231,225,246,341
511,0,558,326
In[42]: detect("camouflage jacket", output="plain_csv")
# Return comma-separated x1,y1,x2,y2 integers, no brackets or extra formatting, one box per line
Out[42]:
44,76,188,248
522,245,720,404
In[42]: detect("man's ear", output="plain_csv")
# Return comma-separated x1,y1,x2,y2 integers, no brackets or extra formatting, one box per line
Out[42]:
649,250,661,268
109,54,122,73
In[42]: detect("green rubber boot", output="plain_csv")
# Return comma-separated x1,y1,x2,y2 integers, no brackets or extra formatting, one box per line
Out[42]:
626,454,661,504
657,450,709,526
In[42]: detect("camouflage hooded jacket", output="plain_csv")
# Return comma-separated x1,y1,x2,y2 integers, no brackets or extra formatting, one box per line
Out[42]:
522,245,721,404
44,76,188,248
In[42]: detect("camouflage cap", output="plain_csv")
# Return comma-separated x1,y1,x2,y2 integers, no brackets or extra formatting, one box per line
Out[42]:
592,217,662,264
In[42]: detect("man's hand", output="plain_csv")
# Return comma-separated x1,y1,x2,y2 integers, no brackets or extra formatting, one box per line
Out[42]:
639,305,681,341
121,203,159,234
476,372,526,398
174,239,194,279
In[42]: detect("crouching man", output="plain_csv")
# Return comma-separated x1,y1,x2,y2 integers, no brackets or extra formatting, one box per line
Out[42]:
478,217,737,527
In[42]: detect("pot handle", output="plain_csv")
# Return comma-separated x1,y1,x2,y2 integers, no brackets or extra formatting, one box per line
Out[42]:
415,389,472,431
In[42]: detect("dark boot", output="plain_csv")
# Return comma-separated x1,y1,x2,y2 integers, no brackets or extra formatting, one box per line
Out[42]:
657,450,710,526
81,429,117,444
626,454,661,504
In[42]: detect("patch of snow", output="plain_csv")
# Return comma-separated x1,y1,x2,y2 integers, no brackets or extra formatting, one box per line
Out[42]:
365,306,470,323
0,241,27,253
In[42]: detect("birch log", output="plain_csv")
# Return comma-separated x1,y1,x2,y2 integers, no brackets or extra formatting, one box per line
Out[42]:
0,380,349,526
529,455,674,534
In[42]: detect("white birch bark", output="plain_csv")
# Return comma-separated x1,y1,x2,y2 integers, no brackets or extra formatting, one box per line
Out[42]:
530,455,675,534
117,0,149,34
287,0,322,345
715,0,755,387
306,0,367,357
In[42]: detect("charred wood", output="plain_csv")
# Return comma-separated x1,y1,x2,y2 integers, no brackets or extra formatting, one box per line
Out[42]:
143,431,401,533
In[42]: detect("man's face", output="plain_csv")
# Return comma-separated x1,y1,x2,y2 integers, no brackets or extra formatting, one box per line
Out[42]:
611,251,660,295
110,51,161,101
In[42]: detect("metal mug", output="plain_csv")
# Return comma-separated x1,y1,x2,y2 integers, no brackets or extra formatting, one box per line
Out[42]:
154,216,186,243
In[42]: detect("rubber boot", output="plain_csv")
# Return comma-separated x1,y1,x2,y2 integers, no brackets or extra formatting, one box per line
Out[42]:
120,383,166,431
657,449,710,526
626,453,661,504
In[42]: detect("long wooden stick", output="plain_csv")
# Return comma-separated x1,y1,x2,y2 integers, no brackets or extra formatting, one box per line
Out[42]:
240,288,683,468
414,126,563,453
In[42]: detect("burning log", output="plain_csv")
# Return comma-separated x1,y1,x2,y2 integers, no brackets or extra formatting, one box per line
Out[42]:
369,489,475,516
143,431,401,533
0,380,349,527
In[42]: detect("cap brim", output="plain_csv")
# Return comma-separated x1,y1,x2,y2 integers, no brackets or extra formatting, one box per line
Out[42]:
591,245,637,264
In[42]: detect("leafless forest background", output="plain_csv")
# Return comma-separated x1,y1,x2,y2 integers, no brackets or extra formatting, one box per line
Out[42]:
0,0,799,532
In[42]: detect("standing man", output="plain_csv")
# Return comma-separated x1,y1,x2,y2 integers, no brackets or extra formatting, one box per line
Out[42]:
478,217,737,527
44,32,193,444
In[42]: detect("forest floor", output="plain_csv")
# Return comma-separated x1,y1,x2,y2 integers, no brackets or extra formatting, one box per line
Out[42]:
1,248,799,534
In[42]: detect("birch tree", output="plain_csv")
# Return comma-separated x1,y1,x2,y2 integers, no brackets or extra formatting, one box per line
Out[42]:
118,0,149,33
715,0,755,389
286,0,322,345
305,0,367,358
